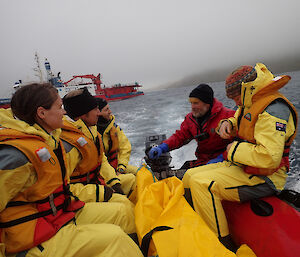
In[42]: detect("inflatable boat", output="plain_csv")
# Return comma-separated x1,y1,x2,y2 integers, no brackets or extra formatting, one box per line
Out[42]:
223,192,300,257
143,134,300,257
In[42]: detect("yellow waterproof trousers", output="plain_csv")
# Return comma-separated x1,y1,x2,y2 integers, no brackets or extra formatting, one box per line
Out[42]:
69,184,136,232
74,202,136,234
135,165,256,257
183,161,278,237
7,203,142,257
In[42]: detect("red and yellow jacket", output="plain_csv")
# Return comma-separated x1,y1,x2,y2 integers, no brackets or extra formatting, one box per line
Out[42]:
0,126,84,254
100,115,132,172
61,120,105,185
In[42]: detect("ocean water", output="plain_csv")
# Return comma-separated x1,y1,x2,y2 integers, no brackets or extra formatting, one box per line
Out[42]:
109,70,300,191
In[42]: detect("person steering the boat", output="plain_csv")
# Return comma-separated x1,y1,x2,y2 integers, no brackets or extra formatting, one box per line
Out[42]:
182,63,298,252
96,98,137,196
148,83,235,168
0,83,143,257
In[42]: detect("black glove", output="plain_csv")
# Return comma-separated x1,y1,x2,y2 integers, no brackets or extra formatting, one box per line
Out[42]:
104,186,113,202
112,183,125,195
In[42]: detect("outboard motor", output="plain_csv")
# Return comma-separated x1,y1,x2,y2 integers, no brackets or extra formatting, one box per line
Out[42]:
144,134,174,180
144,134,187,180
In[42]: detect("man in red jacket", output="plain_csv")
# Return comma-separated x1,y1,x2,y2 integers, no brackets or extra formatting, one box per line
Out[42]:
148,83,235,168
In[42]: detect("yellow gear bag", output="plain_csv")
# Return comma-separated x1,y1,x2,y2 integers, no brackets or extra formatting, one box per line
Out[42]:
135,164,256,257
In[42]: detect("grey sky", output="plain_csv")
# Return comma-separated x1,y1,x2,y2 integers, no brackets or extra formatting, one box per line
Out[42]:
1,0,300,97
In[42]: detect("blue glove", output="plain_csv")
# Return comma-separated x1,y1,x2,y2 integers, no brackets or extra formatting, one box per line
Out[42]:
207,154,224,164
148,143,169,159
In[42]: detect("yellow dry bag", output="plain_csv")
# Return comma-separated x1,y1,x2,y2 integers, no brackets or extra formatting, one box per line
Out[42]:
135,164,256,257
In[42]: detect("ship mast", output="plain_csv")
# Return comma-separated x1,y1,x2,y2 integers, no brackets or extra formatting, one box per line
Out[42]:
33,52,44,82
44,58,54,82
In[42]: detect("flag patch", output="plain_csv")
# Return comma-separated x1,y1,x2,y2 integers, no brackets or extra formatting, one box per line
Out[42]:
244,113,251,121
276,122,286,132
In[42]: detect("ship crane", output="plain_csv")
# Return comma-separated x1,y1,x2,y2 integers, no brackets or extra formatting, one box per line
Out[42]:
64,74,103,92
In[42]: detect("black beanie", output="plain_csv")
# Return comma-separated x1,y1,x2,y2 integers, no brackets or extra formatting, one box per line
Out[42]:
189,84,214,106
97,98,108,111
63,87,98,119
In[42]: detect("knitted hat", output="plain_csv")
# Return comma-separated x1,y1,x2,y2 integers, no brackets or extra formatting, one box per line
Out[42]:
189,84,214,106
225,66,257,99
97,98,108,111
63,87,98,119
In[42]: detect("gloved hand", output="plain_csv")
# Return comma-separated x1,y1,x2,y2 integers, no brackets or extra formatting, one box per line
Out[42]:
111,183,125,195
207,154,224,164
117,167,126,174
104,186,114,202
148,143,169,159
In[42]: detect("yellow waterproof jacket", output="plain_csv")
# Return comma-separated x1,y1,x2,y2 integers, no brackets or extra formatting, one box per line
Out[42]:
135,164,256,257
62,117,120,188
220,64,297,183
0,109,84,254
102,115,132,171
61,119,104,184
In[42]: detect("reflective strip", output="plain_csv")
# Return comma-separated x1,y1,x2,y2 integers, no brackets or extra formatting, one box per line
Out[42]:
77,136,87,147
35,147,51,162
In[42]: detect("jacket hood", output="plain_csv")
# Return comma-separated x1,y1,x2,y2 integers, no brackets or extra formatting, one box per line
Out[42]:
240,63,290,108
0,108,61,150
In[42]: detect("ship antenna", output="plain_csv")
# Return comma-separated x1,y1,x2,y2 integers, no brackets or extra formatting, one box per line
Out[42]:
33,52,44,82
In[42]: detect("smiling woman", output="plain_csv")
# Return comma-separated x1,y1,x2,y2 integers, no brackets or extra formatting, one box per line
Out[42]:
11,83,65,132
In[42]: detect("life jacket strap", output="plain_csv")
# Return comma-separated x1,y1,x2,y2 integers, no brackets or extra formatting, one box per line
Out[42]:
0,203,66,228
6,191,65,207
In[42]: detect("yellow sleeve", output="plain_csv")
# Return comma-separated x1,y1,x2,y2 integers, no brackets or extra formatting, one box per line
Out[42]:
0,162,36,212
216,107,239,136
228,111,294,169
116,126,131,171
64,146,82,181
69,183,105,202
100,152,121,186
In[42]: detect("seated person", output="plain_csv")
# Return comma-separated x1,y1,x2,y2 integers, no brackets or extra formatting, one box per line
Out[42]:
96,98,137,196
182,64,298,252
148,84,235,168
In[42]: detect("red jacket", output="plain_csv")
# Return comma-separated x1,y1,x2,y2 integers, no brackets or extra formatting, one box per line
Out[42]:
163,98,235,166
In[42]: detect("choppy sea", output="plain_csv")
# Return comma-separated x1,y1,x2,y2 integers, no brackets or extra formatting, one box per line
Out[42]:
109,70,300,192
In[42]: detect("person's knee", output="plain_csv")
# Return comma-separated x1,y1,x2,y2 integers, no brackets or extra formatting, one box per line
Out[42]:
189,175,212,190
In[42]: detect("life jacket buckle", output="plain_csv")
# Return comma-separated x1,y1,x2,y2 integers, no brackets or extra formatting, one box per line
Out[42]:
49,194,57,216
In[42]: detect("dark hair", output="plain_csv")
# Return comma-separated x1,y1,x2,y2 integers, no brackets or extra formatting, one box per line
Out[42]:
11,83,58,125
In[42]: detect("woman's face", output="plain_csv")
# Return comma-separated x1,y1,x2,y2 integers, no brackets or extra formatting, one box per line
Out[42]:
37,95,66,133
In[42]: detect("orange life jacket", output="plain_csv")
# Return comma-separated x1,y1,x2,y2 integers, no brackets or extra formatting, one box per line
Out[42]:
61,121,105,185
237,76,298,175
0,127,84,254
106,125,119,170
